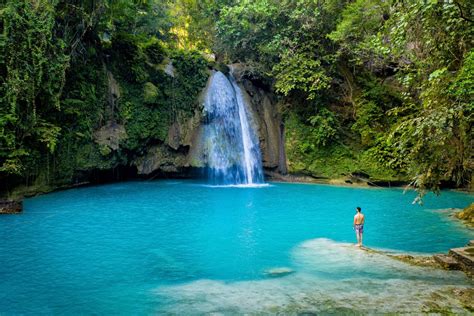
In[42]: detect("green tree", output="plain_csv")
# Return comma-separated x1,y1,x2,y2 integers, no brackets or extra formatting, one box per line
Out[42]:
0,0,69,175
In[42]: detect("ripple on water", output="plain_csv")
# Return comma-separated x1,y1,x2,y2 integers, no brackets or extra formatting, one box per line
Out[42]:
2,180,473,314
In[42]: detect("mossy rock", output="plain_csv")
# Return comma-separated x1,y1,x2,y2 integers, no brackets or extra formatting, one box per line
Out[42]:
208,61,230,75
143,82,159,103
455,203,474,226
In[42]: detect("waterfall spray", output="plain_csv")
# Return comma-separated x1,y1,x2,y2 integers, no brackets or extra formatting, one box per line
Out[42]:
202,71,264,185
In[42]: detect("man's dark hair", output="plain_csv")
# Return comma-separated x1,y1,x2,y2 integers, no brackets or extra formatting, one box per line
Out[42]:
356,207,361,212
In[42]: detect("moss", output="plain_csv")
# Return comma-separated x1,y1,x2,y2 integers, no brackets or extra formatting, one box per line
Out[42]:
285,113,406,181
455,203,474,227
143,82,159,103
214,62,230,75
99,145,112,156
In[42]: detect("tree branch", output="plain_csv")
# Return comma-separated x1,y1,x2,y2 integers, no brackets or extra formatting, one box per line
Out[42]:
454,1,473,23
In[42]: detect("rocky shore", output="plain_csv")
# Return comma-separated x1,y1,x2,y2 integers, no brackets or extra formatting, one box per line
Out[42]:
0,200,22,214
266,170,409,188
362,240,474,278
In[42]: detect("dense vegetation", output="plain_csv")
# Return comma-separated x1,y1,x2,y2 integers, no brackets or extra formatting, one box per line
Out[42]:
184,0,473,195
0,0,209,196
1,0,472,197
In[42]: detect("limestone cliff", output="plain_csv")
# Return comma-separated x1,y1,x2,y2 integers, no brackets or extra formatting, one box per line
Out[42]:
134,64,288,177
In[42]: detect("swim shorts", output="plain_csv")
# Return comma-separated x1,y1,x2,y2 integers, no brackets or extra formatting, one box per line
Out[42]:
354,224,364,234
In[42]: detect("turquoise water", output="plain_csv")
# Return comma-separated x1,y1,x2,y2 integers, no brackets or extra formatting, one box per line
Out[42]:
1,181,473,314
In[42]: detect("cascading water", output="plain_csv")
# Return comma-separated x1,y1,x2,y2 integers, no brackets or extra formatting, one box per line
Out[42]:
203,70,264,185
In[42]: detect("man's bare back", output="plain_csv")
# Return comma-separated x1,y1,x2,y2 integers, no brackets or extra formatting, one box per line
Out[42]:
354,213,364,225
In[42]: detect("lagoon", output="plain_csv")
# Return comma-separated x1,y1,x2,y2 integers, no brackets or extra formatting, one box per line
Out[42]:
1,181,473,314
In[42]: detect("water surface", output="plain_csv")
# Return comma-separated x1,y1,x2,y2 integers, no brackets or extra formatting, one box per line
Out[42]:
1,181,472,314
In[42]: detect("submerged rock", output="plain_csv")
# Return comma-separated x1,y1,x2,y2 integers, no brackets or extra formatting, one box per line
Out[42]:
156,238,473,314
264,267,294,278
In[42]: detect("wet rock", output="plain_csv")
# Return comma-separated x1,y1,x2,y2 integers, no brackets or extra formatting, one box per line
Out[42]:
167,109,203,151
390,254,441,268
368,180,409,187
0,199,22,214
449,247,474,275
433,254,462,270
164,60,175,77
214,62,230,75
106,70,121,115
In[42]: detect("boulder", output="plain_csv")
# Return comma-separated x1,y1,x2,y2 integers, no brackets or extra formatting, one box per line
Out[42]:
93,122,127,152
433,254,462,270
449,247,474,274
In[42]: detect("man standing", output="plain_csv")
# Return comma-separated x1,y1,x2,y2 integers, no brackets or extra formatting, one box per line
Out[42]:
354,207,365,247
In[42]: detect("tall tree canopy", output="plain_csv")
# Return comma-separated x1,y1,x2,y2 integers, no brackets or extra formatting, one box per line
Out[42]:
0,0,472,197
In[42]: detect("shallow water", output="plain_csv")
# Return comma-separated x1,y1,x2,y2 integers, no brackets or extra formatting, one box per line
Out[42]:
1,180,473,314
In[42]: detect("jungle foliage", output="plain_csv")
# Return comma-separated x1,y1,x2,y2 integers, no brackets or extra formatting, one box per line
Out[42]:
0,0,209,194
187,0,473,194
1,0,473,196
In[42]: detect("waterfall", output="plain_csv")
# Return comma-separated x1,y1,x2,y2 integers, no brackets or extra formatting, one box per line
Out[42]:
203,71,264,185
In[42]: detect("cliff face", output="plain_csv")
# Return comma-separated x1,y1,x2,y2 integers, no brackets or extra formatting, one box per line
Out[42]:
133,108,204,175
2,62,287,200
134,65,287,177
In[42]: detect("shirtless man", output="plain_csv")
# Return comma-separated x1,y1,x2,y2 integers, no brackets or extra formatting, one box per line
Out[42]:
353,207,365,247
